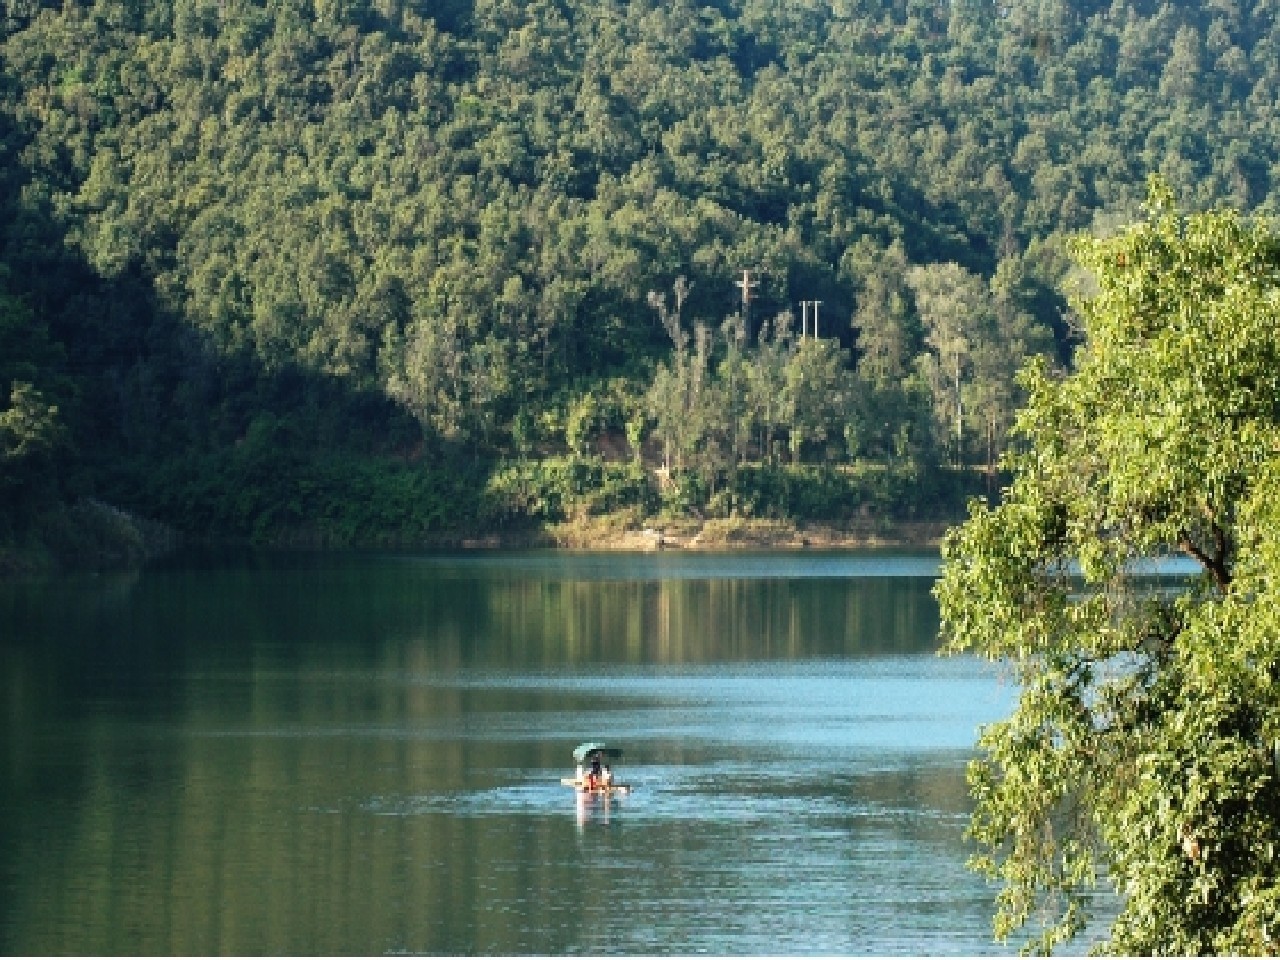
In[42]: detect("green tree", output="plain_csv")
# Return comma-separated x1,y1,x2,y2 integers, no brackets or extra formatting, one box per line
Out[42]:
967,255,1054,480
781,335,853,464
909,261,990,465
744,309,794,466
380,312,509,449
849,239,928,462
0,280,71,526
647,320,713,479
381,314,466,444
1,380,62,462
936,181,1280,954
714,311,752,482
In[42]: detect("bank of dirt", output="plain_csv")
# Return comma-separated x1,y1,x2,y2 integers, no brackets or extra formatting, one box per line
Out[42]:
502,516,952,551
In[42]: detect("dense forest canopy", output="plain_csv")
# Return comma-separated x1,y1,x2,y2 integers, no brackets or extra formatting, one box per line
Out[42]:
3,0,1280,548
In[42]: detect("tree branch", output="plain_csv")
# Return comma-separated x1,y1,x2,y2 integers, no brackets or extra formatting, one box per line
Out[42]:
1178,525,1231,590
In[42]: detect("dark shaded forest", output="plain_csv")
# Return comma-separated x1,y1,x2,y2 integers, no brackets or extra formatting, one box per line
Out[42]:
2,0,1278,562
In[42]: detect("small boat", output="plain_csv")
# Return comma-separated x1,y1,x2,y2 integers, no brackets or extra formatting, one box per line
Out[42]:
561,741,632,795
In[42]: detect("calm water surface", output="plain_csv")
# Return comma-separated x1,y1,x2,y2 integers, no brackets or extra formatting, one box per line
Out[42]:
2,549,1024,955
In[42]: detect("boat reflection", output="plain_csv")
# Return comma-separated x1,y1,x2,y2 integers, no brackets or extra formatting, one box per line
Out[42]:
575,790,624,831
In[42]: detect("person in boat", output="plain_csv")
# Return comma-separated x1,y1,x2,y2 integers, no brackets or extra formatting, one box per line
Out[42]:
587,755,603,790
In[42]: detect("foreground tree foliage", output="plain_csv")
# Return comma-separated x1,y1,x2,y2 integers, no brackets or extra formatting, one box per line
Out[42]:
936,180,1280,954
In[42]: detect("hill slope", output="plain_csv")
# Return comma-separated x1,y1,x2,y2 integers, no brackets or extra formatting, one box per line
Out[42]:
2,0,1278,550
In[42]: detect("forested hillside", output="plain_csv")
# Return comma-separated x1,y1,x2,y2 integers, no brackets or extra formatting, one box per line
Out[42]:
3,0,1279,557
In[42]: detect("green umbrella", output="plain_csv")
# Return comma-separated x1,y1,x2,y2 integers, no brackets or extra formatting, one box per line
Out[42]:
572,742,623,764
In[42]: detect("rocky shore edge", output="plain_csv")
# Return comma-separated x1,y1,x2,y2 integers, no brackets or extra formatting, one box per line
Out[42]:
457,516,951,551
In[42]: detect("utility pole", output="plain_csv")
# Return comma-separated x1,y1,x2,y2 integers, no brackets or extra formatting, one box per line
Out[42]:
736,269,760,338
799,300,824,339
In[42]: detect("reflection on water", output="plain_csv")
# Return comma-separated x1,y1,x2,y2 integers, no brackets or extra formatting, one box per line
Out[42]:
1,550,1034,955
404,549,945,581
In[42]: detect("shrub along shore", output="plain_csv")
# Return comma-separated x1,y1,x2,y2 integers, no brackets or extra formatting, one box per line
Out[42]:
2,457,981,575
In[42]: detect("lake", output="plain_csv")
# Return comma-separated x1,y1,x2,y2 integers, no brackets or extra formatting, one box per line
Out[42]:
1,549,1022,955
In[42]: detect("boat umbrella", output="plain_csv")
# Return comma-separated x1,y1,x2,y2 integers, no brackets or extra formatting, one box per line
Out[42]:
572,742,623,764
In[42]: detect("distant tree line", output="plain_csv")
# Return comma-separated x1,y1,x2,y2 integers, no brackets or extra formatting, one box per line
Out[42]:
1,0,1279,547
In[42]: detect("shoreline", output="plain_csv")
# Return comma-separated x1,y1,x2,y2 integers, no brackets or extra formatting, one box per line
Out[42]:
2,512,955,578
456,517,953,552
